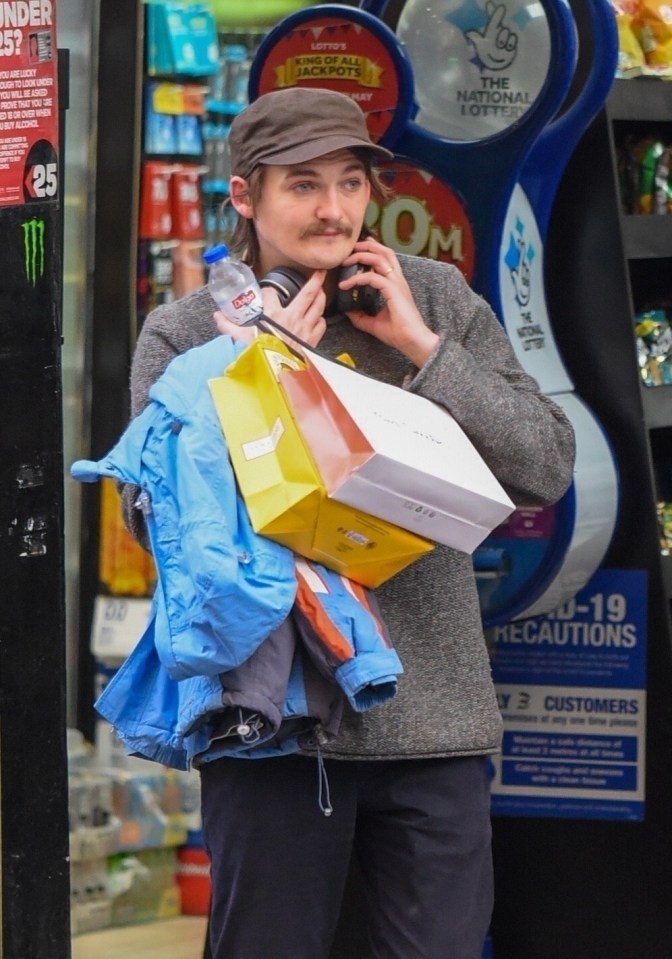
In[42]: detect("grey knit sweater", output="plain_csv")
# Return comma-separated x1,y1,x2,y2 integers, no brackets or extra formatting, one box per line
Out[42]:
124,253,575,760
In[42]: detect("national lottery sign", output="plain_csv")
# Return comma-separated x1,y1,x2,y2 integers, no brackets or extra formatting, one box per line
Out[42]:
0,1,58,208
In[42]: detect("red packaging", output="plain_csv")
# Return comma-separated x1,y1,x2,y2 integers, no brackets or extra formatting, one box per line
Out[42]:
171,166,205,240
176,846,211,916
139,161,174,239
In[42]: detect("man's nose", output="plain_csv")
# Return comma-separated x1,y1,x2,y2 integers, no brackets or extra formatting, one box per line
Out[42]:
316,188,343,220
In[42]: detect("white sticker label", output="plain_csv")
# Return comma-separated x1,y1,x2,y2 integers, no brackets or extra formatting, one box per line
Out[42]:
264,348,302,381
242,416,285,460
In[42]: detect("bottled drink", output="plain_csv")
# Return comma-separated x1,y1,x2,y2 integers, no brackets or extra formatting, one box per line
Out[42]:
203,243,263,325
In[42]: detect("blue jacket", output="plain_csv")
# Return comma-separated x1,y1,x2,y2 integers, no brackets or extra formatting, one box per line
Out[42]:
72,335,402,770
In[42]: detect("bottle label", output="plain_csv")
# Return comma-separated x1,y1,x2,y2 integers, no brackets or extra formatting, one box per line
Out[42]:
218,285,263,323
232,288,260,312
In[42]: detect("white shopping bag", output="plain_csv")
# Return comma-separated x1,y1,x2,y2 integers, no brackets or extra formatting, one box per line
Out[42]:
280,350,515,554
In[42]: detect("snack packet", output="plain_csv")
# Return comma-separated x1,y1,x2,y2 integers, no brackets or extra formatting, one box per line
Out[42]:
634,0,672,70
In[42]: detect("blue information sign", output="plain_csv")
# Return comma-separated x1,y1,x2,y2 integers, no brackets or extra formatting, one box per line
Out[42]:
490,569,647,821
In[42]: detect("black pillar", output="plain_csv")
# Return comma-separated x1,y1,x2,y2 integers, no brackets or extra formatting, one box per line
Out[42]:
0,54,71,959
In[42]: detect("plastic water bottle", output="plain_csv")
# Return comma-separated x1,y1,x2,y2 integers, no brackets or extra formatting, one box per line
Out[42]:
203,243,263,325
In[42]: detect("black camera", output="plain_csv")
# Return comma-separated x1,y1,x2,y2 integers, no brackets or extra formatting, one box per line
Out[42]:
335,263,385,316
260,263,384,316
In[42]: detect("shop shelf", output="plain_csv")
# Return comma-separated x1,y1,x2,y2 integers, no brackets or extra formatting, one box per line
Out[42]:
609,77,672,122
622,216,672,260
641,383,672,429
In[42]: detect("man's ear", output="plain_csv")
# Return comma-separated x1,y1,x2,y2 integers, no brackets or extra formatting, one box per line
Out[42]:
230,175,253,218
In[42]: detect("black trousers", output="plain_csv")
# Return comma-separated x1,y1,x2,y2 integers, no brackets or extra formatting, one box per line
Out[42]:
200,754,493,959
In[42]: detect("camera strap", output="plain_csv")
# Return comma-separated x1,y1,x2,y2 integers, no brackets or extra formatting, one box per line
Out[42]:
250,312,365,377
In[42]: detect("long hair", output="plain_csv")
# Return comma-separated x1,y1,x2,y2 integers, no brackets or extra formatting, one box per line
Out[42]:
226,149,392,273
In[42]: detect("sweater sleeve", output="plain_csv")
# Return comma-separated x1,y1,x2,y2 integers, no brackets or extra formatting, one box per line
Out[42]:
403,257,576,507
130,288,218,416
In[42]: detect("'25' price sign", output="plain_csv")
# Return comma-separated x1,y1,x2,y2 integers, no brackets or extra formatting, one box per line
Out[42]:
23,141,59,203
25,161,57,198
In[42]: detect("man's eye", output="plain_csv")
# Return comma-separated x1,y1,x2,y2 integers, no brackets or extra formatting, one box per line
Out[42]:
344,178,365,192
292,181,315,194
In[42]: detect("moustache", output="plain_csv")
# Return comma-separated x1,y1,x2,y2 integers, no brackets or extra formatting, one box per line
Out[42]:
301,224,353,239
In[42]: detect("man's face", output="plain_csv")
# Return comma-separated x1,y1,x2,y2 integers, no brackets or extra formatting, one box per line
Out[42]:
252,149,371,276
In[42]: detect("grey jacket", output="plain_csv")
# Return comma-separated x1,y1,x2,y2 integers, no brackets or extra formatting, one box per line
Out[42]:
124,253,575,761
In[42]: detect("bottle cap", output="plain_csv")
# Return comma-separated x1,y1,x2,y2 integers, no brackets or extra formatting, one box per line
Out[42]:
203,243,229,265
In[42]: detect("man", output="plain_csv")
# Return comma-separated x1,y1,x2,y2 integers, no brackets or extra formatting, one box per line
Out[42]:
126,87,575,959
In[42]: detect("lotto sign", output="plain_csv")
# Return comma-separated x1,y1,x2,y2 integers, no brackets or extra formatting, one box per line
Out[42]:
397,0,553,142
370,159,476,283
252,11,409,146
0,1,58,208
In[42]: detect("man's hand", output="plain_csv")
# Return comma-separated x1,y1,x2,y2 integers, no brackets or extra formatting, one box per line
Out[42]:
214,269,328,348
259,269,327,347
338,238,439,368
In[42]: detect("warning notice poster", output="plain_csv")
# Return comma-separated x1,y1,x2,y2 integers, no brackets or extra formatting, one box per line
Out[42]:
0,1,58,208
490,569,647,822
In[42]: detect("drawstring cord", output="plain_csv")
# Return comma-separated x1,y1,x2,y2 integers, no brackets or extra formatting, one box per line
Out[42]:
316,747,333,817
